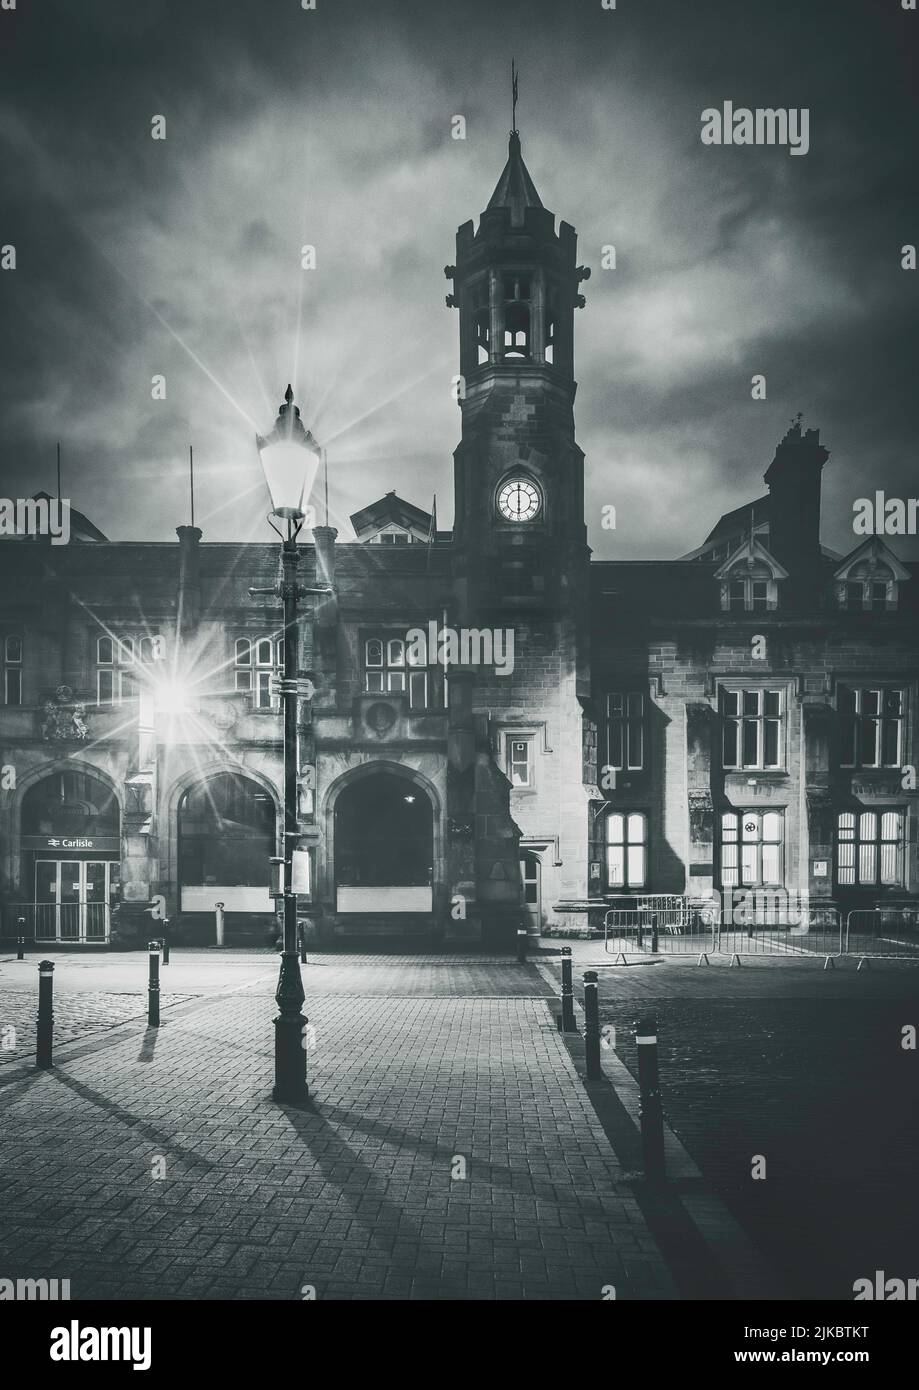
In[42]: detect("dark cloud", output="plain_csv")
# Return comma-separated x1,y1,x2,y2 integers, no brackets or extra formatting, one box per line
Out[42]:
0,0,916,559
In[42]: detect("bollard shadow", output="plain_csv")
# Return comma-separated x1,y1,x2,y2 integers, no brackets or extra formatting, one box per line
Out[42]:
135,1026,160,1064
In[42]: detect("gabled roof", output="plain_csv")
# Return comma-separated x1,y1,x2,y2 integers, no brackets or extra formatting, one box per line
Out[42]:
714,535,789,581
703,495,770,546
486,132,544,226
833,536,911,583
349,491,433,540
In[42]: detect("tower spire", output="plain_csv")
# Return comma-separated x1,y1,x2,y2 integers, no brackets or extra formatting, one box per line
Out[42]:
511,58,518,135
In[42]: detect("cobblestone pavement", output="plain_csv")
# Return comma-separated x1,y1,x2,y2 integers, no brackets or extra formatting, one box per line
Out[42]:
540,948,919,1300
0,953,692,1301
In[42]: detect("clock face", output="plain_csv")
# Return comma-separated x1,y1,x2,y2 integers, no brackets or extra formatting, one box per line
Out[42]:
497,477,541,522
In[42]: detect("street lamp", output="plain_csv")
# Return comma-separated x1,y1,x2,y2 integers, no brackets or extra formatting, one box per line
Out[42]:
253,384,329,1104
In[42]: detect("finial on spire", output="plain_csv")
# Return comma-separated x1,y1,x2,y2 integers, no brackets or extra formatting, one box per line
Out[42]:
285,383,294,405
511,58,519,135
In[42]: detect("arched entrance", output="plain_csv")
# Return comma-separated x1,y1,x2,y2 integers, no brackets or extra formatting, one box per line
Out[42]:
178,772,276,914
334,772,434,914
22,770,120,942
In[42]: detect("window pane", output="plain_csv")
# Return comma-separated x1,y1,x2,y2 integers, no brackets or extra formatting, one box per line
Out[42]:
881,719,900,766
721,845,738,887
880,840,900,886
741,845,757,884
387,639,405,667
884,690,903,717
608,693,624,718
5,635,22,663
366,671,384,693
721,813,738,841
627,846,646,887
838,812,855,838
606,814,624,845
97,637,113,664
742,814,760,840
764,720,779,767
859,812,877,842
838,842,855,885
5,668,21,705
235,639,251,665
764,691,781,717
139,637,154,662
235,670,252,692
98,669,114,703
407,633,427,666
762,843,781,884
881,811,902,841
606,847,625,887
743,691,760,717
858,844,876,885
608,717,624,769
862,690,881,716
627,719,643,770
742,720,759,766
859,718,879,766
627,692,643,717
256,639,273,666
627,813,646,843
387,671,406,693
762,812,782,842
365,639,383,667
722,691,740,717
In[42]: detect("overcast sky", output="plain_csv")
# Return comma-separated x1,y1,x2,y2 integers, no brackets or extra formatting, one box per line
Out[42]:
1,0,916,558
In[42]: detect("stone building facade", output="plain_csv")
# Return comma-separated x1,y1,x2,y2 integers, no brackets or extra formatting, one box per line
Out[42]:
1,131,916,947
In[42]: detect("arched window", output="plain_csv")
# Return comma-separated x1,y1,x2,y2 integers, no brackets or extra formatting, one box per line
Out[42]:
178,773,275,893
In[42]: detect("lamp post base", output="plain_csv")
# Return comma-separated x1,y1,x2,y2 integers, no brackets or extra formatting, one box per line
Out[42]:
272,948,309,1103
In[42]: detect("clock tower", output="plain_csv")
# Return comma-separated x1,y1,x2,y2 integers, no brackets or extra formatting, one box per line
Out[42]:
446,124,590,617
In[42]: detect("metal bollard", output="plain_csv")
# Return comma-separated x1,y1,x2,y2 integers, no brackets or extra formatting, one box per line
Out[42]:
651,920,659,955
298,920,308,966
583,971,601,1079
160,923,170,965
147,942,161,1027
516,927,527,963
215,902,225,948
36,960,54,1069
17,916,26,960
559,947,577,1031
636,1015,666,1181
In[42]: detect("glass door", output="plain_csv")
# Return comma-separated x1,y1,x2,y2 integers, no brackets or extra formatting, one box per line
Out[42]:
84,861,110,941
58,862,82,940
34,860,60,941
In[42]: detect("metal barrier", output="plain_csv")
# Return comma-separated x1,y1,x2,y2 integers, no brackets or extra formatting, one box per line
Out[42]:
604,895,843,964
844,904,919,963
3,902,110,945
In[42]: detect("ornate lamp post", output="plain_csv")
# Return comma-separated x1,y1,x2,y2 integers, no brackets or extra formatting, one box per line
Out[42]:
253,385,328,1103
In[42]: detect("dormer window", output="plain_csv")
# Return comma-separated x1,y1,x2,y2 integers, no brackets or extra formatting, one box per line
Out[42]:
715,538,786,613
834,539,908,613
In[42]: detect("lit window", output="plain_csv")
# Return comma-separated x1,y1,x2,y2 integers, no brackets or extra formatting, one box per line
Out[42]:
604,692,644,771
3,634,23,706
605,812,647,890
721,811,784,888
721,688,783,770
507,736,534,788
364,634,431,709
837,810,904,887
838,687,903,768
235,637,281,710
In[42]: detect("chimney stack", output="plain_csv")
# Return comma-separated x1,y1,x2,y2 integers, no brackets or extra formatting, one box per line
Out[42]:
763,418,829,603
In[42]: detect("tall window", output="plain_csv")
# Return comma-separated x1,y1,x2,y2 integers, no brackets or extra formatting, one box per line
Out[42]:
837,810,904,887
603,692,644,771
721,688,783,770
605,812,648,890
3,635,22,705
96,634,164,705
720,811,784,888
727,577,772,612
838,687,903,768
235,637,283,710
471,277,490,365
364,634,429,709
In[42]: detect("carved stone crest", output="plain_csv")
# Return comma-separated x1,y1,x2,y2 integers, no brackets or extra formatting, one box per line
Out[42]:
41,685,88,742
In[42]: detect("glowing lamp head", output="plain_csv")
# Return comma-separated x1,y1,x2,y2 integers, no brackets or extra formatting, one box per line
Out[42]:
154,680,191,717
257,385,321,520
